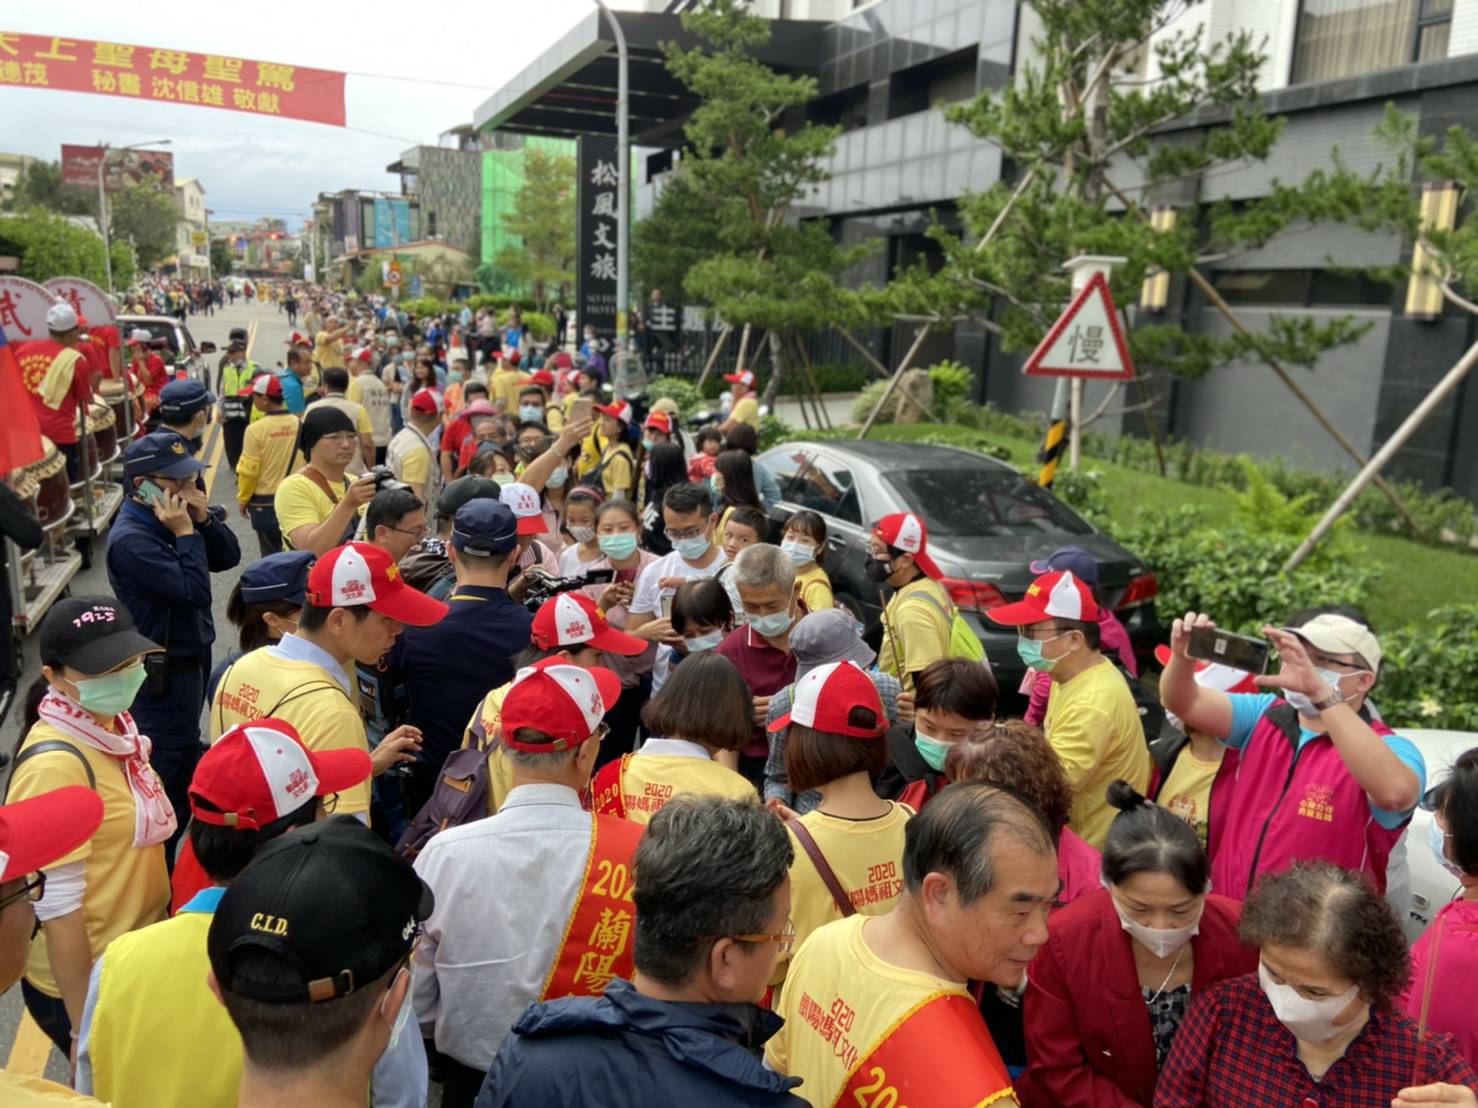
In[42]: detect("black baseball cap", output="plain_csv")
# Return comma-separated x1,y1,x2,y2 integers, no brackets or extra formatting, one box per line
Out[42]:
228,327,249,342
123,431,208,480
436,475,501,520
208,816,433,1004
39,597,161,675
452,499,518,557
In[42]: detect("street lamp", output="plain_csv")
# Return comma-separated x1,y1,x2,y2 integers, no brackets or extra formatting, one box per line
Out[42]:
592,0,629,388
97,138,171,295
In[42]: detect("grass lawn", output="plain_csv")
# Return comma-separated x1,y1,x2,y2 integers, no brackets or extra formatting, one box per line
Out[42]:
808,422,1478,633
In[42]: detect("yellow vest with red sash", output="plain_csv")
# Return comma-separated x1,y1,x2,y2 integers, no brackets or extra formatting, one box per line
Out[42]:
539,813,646,999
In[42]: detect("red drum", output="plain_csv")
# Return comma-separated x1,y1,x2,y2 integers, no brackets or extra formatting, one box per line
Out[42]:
20,438,72,527
88,401,119,466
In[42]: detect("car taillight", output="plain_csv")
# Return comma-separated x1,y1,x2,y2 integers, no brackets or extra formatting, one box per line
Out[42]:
940,577,1008,613
1119,572,1159,608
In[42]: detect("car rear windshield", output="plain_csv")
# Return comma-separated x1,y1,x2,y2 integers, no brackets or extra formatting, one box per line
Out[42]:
884,468,1093,537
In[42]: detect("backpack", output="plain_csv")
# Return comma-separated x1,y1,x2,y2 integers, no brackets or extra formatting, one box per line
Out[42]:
396,713,494,861
901,586,986,664
577,441,636,497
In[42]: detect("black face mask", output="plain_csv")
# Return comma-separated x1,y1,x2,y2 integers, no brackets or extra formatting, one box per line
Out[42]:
865,557,893,583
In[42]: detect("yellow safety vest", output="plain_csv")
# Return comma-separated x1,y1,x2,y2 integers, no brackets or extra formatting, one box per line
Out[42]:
88,890,241,1108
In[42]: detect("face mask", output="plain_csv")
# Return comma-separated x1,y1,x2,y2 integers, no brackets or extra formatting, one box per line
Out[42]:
1104,882,1204,959
1430,818,1465,879
642,437,656,451
1017,631,1069,673
781,539,815,566
384,974,413,1051
569,525,596,544
864,557,893,583
519,405,543,424
547,466,569,489
493,473,515,487
598,533,639,560
448,369,464,384
913,727,952,773
1257,960,1360,1044
710,475,725,495
685,629,725,653
72,663,148,716
674,534,711,561
1285,668,1346,717
747,609,794,639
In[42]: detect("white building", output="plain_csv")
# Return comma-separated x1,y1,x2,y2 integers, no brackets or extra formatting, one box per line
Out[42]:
174,177,210,280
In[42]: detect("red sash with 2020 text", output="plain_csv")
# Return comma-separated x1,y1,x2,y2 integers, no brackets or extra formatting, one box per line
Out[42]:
837,993,1014,1108
538,813,645,1000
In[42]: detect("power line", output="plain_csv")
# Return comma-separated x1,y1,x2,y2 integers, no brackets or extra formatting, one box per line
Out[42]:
343,69,499,92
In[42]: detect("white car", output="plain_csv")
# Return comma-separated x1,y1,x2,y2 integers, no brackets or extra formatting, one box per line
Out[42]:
1394,728,1475,943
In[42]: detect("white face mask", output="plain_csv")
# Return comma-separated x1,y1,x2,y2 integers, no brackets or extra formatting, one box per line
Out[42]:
383,971,413,1050
1257,960,1361,1043
1104,881,1204,959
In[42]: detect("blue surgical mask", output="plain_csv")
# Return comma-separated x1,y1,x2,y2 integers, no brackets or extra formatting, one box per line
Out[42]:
674,534,711,561
598,533,639,560
547,466,568,489
685,629,725,653
913,727,952,773
1430,818,1465,879
519,405,544,424
1017,631,1069,673
71,663,148,717
781,539,815,566
642,437,656,451
448,369,464,384
746,609,793,639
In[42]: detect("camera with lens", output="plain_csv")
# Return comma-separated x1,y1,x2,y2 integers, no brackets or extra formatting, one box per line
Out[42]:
519,567,616,613
368,465,407,491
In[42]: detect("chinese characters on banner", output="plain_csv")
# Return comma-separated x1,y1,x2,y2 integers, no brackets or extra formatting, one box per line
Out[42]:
576,135,620,355
0,32,346,127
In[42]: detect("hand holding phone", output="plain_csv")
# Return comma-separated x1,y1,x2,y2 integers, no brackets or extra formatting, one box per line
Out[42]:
571,397,593,425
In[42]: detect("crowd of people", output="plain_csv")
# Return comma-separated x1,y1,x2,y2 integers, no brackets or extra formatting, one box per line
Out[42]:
1,286,1476,1108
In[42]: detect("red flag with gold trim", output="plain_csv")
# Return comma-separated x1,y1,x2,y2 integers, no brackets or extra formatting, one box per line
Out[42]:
0,328,45,473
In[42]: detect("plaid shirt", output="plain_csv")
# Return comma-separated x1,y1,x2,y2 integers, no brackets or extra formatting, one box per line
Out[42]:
1156,974,1477,1106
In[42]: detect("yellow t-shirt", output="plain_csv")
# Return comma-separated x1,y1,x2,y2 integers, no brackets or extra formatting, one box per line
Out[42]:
730,395,759,429
7,722,170,998
388,429,432,489
211,650,372,816
796,565,834,612
606,753,757,825
236,412,303,504
1043,659,1153,849
879,577,953,693
774,803,911,988
1157,745,1225,849
766,914,978,1108
490,368,527,412
313,331,344,370
0,1072,106,1105
274,471,359,551
601,442,635,500
346,375,363,405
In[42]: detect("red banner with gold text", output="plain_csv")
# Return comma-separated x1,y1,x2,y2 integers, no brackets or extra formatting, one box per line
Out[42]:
0,32,345,126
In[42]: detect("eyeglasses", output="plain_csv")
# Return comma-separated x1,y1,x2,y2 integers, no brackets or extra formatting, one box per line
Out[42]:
0,873,45,912
320,793,339,815
667,524,707,541
319,432,357,444
729,919,796,957
391,525,429,540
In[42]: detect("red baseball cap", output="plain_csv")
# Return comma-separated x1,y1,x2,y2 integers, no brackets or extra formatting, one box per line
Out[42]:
241,374,284,400
499,482,547,536
644,410,672,436
524,369,555,391
985,570,1099,626
507,350,521,366
770,661,884,738
353,347,373,364
595,401,633,425
724,369,756,388
286,331,310,347
410,389,441,416
531,594,647,656
551,352,573,370
189,720,372,830
1153,645,1260,694
500,657,622,751
873,513,941,579
305,542,448,626
0,787,105,882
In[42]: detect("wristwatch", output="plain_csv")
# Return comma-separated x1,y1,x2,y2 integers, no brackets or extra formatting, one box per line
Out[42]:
1312,688,1347,712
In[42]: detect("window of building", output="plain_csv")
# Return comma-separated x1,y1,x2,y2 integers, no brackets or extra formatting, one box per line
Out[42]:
1210,268,1393,307
1291,0,1452,85
887,48,978,120
807,83,870,133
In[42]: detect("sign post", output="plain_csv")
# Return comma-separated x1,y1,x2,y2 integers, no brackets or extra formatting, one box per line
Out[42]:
1022,255,1131,471
576,134,619,368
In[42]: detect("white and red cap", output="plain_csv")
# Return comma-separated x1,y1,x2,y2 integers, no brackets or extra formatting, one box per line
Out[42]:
353,347,374,364
985,570,1099,626
500,657,622,750
644,410,672,436
0,787,104,883
595,400,633,425
724,369,756,389
873,512,940,579
531,593,647,656
286,331,311,347
770,660,885,739
1153,645,1259,695
243,374,284,400
499,482,547,536
524,369,556,391
305,542,448,626
410,388,442,416
189,720,372,830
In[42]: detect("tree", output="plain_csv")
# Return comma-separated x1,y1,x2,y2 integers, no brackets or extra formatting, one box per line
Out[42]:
494,148,575,311
7,160,93,215
209,237,234,277
0,209,109,285
106,185,180,271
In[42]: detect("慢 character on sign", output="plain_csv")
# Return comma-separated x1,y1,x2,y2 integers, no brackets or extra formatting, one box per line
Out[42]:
118,72,141,95
591,192,616,219
592,221,616,250
256,62,296,91
149,49,190,75
590,159,619,187
22,63,47,86
1067,324,1104,364
36,37,78,62
92,43,135,68
203,56,244,83
0,291,35,337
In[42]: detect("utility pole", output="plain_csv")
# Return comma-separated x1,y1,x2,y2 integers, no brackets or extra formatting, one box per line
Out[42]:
95,139,171,294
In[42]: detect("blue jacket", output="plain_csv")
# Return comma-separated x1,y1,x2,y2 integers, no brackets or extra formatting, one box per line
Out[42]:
474,979,806,1108
106,498,241,659
278,368,306,414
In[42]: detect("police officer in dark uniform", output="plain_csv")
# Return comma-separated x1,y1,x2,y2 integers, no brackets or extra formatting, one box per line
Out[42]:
157,378,215,454
106,431,241,857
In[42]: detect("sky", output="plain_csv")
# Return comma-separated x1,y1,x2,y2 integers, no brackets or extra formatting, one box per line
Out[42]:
1,0,595,230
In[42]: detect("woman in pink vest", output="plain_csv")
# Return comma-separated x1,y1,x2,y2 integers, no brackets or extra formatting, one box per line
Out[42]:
1160,611,1425,899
